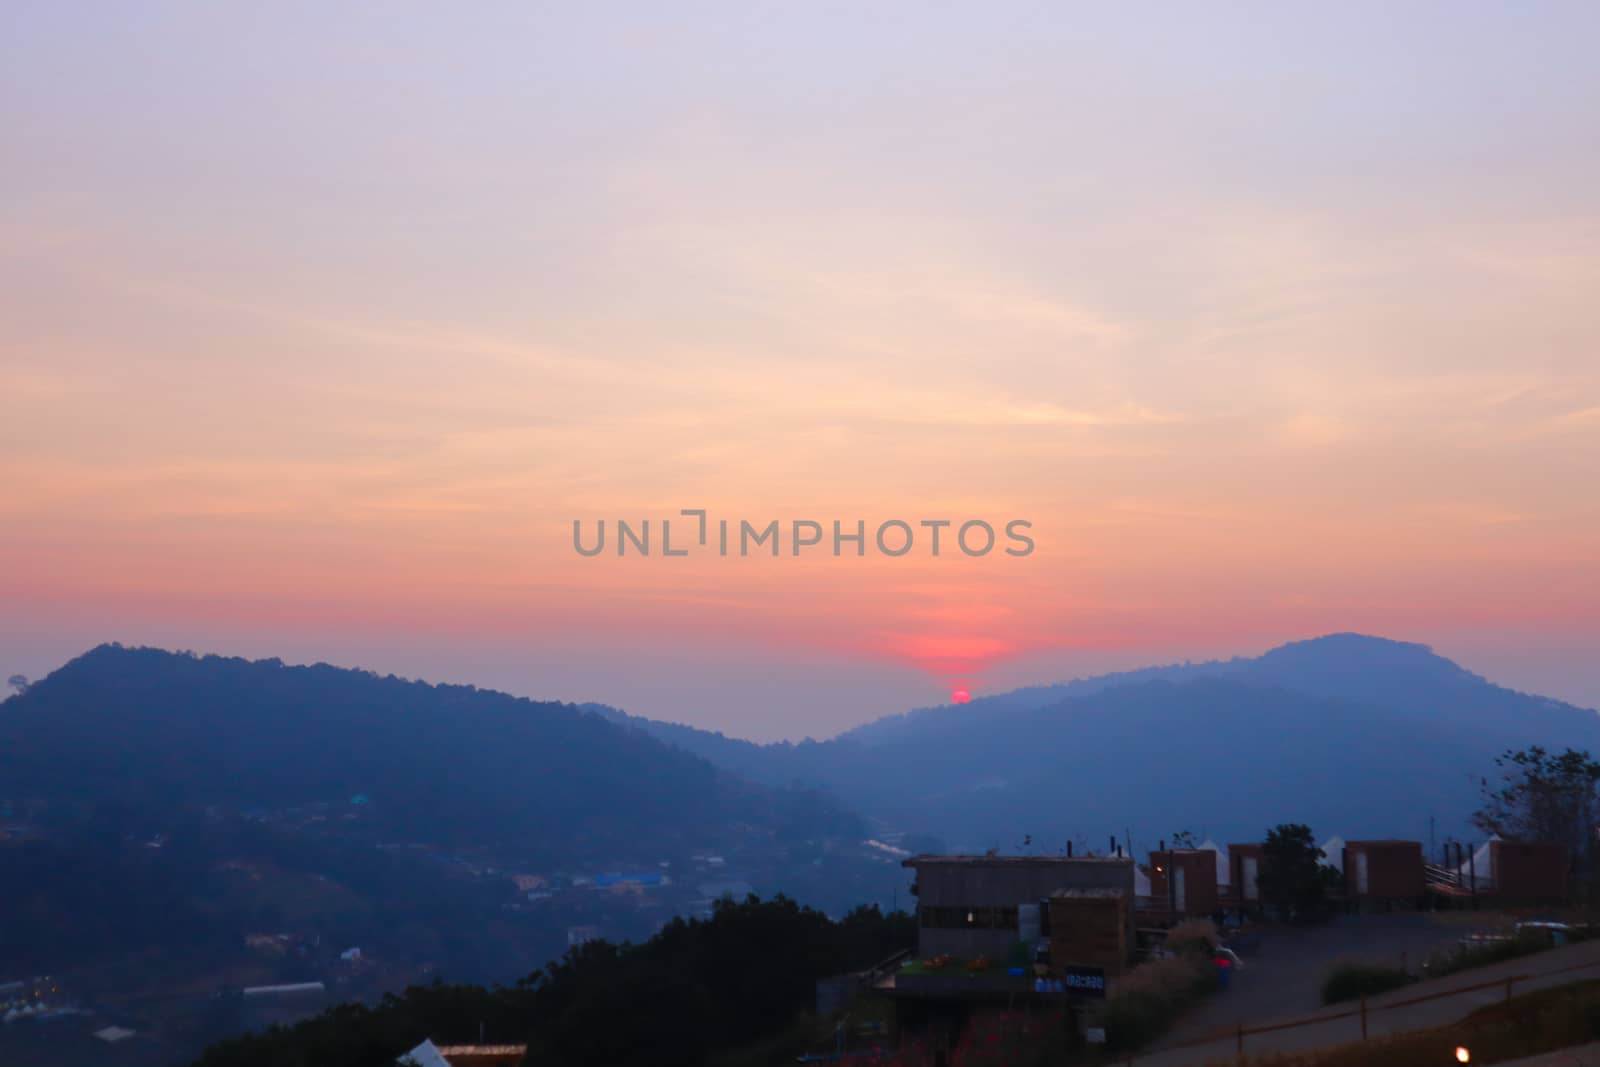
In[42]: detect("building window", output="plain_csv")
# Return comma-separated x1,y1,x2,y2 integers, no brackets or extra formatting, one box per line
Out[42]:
918,905,1019,930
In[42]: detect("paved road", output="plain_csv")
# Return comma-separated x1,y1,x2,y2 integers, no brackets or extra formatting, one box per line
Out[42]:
1161,912,1472,1039
1132,918,1600,1065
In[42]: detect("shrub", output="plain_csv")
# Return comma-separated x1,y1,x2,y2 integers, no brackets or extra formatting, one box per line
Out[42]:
936,1007,1082,1067
1423,936,1529,979
1422,924,1586,979
1105,954,1218,1051
1166,918,1220,957
1319,959,1416,1005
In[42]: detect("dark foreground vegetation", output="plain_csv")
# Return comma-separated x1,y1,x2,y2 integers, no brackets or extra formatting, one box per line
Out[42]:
1101,920,1222,1052
1320,961,1416,1005
1237,978,1600,1066
191,895,914,1067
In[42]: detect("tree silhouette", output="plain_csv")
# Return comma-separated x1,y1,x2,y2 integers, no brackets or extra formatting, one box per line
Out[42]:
1475,746,1600,873
1258,823,1336,922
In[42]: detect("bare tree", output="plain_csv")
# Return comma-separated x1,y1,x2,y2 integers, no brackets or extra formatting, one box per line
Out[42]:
1475,746,1600,872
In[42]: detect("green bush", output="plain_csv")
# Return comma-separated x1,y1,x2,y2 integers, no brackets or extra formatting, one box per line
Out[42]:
1423,936,1531,979
1319,960,1416,1005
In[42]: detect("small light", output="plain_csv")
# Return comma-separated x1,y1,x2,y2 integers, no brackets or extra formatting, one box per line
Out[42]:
1456,1048,1470,1063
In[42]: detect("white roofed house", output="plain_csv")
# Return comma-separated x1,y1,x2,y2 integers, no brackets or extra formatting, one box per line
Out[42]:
399,1040,453,1067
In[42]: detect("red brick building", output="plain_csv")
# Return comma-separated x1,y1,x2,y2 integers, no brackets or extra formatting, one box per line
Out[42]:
1147,849,1219,916
1491,840,1568,903
1226,843,1265,905
1344,840,1424,905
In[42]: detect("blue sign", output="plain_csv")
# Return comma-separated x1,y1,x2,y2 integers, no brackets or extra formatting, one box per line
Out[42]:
1062,966,1106,999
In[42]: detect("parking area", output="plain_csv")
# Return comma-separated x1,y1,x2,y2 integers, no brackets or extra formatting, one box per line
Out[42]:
1138,910,1596,1064
1156,912,1477,1049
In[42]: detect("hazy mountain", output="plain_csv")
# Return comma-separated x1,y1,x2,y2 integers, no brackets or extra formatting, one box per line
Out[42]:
594,634,1600,852
0,645,900,992
583,702,829,785
0,644,863,861
7,634,1595,982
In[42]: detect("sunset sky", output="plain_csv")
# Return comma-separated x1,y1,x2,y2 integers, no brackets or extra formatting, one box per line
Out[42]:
3,4,1598,739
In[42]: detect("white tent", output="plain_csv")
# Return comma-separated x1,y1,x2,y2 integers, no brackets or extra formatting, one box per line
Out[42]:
1318,835,1346,874
1451,836,1498,889
398,1040,452,1067
1197,838,1230,886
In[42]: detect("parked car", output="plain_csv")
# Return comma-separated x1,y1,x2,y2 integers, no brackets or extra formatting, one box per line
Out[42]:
1213,945,1245,970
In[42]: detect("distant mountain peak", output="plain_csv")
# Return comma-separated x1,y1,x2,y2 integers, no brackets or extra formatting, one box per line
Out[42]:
1262,632,1444,660
826,632,1531,751
1253,632,1484,685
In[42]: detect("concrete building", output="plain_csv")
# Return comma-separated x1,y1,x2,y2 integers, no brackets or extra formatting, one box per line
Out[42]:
240,982,325,997
903,854,1136,959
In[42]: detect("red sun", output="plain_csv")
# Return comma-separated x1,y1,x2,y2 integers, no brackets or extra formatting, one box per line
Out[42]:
951,688,972,704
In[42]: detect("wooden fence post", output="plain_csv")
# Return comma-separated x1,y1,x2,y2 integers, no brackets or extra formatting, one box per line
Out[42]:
1360,993,1368,1039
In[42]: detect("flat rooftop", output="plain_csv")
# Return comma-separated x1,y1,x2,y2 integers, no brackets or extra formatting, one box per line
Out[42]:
902,854,1133,868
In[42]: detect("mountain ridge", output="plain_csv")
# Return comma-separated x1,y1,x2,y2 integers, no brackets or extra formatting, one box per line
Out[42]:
0,642,905,987
581,633,1600,850
590,634,1591,757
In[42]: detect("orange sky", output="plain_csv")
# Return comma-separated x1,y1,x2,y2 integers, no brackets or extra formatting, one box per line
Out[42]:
2,5,1598,737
